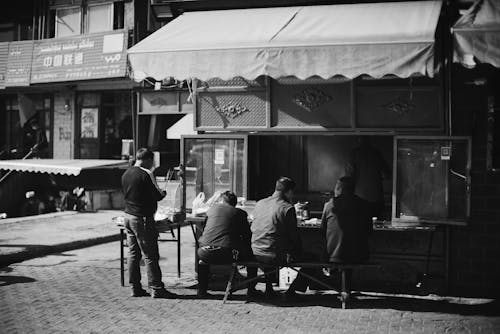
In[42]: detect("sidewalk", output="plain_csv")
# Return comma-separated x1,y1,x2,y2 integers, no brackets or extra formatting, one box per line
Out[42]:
0,210,121,266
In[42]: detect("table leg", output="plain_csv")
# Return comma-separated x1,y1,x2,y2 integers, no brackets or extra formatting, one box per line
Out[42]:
120,229,124,287
177,224,181,278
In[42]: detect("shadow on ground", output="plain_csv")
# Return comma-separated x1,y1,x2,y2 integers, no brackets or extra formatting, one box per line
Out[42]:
0,275,36,286
177,290,500,316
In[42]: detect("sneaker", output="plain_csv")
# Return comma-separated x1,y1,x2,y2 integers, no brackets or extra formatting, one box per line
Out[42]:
246,288,265,300
264,289,279,300
151,288,178,299
131,288,150,297
283,290,305,302
197,291,214,299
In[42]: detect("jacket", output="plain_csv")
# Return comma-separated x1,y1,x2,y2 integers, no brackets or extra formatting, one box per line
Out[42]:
199,203,250,251
251,193,301,262
321,195,371,263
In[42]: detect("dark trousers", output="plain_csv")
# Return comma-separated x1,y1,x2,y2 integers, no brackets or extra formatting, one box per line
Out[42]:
197,246,257,294
124,213,164,291
253,254,282,291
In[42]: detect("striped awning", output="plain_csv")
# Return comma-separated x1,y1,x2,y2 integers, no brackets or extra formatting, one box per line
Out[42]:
0,159,128,176
453,0,500,68
128,1,443,81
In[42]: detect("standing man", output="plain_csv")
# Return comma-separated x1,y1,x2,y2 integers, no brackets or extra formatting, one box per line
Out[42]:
121,148,177,298
345,136,391,220
197,191,258,298
251,176,302,299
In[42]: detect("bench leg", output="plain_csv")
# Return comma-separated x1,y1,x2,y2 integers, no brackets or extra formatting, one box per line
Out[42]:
223,264,237,304
120,229,125,287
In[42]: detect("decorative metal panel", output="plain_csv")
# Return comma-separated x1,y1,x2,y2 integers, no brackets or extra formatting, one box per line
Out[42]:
196,91,268,129
5,41,33,87
204,76,264,88
30,30,127,83
356,87,442,129
272,78,351,128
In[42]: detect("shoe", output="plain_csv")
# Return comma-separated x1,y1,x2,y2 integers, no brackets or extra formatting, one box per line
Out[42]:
151,288,178,299
264,289,279,300
131,288,150,297
197,291,214,299
246,288,265,300
283,290,305,302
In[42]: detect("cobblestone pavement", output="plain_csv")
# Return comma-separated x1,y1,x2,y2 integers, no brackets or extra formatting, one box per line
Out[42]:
1,230,500,334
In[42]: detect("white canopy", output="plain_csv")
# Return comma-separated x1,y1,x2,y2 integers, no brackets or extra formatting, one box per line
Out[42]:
128,1,443,81
453,0,500,68
0,159,128,176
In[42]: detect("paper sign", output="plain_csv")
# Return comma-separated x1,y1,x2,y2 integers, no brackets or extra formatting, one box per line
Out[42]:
214,148,225,165
441,146,451,160
81,108,98,138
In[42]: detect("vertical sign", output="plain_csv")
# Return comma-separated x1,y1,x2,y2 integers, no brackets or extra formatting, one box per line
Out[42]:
5,41,33,87
0,42,9,89
81,108,99,138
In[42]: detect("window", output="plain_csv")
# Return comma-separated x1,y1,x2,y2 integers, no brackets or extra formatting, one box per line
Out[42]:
56,7,81,37
393,136,471,224
51,2,124,38
87,3,113,34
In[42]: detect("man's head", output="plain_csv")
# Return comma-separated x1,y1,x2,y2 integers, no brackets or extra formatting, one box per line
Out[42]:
135,148,155,170
275,176,296,201
221,190,238,207
29,118,39,130
334,176,355,197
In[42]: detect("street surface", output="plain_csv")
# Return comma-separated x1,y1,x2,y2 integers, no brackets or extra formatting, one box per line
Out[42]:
2,226,500,334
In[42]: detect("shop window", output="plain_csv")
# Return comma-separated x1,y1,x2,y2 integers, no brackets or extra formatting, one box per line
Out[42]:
55,7,81,37
393,136,471,224
78,92,133,159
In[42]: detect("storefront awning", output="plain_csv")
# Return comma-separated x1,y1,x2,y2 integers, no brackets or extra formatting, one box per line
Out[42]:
128,1,442,81
453,0,500,68
0,159,128,176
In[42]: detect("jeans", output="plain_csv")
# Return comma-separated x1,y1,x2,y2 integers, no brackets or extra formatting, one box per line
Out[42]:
124,213,164,291
197,246,257,294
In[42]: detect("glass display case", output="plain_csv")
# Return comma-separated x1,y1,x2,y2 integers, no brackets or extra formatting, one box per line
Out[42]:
181,135,247,211
392,136,471,224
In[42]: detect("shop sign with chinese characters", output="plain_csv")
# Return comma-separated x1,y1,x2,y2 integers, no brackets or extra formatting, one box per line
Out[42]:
31,31,127,83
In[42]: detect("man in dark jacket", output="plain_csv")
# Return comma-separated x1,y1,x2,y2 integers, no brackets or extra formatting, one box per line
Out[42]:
251,176,301,298
122,148,177,299
197,191,258,298
321,176,372,263
320,176,372,292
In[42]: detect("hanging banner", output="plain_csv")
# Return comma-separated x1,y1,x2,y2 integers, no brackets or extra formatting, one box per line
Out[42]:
31,30,127,83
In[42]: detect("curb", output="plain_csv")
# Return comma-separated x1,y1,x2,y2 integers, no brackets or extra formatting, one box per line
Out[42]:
0,233,121,267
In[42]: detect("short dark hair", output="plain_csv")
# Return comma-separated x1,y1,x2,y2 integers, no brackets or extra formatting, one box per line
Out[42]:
136,148,154,161
221,190,237,207
275,176,296,193
337,176,355,194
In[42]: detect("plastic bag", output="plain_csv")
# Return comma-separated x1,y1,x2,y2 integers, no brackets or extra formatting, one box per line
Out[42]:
192,192,206,215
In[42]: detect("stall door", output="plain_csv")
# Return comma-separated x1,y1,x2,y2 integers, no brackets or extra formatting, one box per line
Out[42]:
393,136,471,224
181,135,247,212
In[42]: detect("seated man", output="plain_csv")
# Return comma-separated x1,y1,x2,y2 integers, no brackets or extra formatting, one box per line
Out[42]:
320,176,372,292
197,191,258,298
251,176,302,299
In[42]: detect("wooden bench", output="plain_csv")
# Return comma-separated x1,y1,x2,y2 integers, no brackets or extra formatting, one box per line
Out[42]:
223,261,380,309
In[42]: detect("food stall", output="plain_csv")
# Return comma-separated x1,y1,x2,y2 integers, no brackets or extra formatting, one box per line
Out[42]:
127,1,472,293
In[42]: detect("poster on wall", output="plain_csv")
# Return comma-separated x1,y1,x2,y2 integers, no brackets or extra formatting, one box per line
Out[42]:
81,108,99,138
